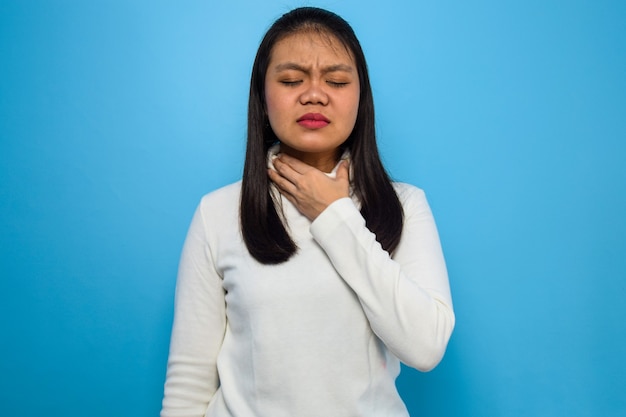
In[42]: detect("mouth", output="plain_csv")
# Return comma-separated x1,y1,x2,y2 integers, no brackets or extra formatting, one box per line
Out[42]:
297,113,330,129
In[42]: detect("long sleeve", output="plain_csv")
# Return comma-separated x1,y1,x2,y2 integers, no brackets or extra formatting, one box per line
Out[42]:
161,202,227,417
309,184,455,371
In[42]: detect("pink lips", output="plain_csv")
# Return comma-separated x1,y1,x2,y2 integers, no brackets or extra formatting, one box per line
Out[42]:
297,113,330,129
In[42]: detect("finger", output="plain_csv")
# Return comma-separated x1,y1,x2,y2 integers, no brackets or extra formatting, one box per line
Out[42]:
273,157,303,183
276,153,313,175
267,168,298,194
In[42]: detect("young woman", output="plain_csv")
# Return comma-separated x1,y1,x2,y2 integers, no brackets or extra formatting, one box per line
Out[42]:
161,7,454,417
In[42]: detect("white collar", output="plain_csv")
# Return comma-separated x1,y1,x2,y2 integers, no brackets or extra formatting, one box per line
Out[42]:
266,143,351,179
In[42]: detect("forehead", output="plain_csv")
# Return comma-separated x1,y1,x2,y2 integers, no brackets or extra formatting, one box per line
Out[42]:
269,31,355,66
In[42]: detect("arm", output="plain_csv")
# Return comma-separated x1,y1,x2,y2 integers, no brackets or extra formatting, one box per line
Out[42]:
309,185,455,371
267,155,454,370
161,202,226,417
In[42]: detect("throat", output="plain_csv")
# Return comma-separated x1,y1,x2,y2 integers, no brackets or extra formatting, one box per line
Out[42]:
279,145,340,173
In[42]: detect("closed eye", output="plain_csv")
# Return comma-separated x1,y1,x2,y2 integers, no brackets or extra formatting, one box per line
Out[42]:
280,80,302,86
327,81,349,88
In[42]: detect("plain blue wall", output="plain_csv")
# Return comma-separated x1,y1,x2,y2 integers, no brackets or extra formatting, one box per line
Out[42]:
1,1,625,416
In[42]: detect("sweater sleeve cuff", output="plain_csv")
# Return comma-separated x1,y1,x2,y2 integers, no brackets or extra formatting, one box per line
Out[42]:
310,197,362,242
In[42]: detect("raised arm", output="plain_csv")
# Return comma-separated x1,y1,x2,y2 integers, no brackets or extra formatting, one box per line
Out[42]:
309,184,455,371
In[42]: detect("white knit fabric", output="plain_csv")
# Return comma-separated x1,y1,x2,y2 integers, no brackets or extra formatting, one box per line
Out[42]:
161,164,455,417
266,143,351,179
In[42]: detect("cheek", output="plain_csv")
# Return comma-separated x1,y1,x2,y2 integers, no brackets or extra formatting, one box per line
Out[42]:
264,87,286,123
347,91,360,122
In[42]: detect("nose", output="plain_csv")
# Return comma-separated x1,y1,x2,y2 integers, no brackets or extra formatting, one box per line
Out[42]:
299,81,328,106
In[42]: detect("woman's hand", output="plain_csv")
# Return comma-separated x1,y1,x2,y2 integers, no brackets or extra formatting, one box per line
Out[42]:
268,153,350,221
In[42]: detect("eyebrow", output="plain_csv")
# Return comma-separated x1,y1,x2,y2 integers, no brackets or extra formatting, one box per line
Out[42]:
272,62,354,74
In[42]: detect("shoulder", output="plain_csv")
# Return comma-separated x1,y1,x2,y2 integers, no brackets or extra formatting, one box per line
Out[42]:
198,181,241,209
392,182,426,204
185,181,242,244
194,181,242,226
392,182,433,217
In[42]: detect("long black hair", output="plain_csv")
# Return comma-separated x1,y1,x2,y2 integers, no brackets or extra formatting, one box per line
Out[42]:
241,7,403,264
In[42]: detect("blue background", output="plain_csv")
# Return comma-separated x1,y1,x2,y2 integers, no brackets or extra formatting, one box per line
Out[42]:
1,1,625,416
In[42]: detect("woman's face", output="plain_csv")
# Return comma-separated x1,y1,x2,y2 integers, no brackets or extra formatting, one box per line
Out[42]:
264,31,360,167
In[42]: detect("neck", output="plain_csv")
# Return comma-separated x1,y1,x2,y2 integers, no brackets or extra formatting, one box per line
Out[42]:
279,144,340,173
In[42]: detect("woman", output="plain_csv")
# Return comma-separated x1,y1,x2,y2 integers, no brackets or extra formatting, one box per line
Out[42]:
161,7,454,417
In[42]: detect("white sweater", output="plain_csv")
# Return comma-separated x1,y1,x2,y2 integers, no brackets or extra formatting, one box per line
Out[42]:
161,179,455,417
